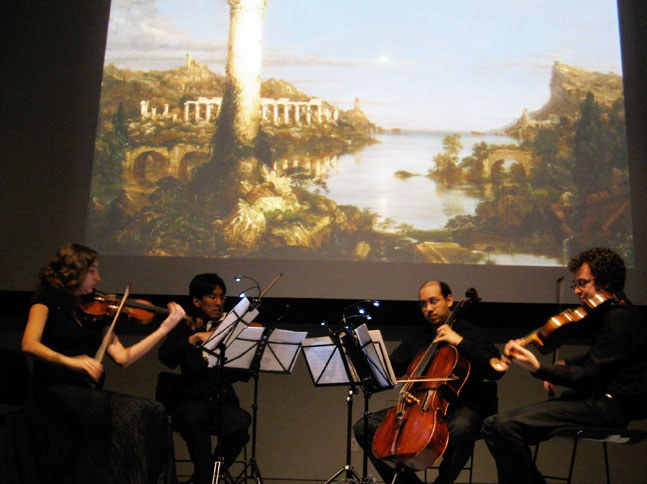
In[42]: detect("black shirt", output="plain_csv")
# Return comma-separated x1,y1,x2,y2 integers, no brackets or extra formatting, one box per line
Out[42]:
533,299,647,418
389,314,502,413
31,288,107,387
158,319,250,405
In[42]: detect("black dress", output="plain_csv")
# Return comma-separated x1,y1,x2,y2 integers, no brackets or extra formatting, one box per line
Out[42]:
0,288,177,484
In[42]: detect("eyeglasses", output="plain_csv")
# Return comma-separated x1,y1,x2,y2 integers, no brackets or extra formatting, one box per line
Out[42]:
419,297,445,308
204,293,226,302
570,279,593,290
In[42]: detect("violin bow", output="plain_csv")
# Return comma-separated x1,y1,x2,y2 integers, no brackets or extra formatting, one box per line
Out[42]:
94,285,131,363
258,272,283,300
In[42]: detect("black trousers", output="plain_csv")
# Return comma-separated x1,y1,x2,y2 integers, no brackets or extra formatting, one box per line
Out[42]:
353,404,484,484
172,399,251,484
481,394,628,484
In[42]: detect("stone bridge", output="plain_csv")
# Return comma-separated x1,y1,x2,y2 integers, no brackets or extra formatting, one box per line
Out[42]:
483,147,534,176
124,144,211,181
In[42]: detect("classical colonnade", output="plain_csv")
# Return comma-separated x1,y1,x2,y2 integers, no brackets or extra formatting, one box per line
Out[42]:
139,97,339,126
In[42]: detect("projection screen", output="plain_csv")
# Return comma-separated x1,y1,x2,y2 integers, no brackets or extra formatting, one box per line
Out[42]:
2,0,646,305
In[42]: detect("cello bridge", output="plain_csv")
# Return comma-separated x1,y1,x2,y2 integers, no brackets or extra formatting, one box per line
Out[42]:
400,391,420,405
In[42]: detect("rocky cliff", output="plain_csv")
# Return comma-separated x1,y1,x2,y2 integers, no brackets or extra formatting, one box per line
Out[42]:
505,61,624,136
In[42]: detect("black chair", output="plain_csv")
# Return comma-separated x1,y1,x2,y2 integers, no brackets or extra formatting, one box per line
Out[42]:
424,380,499,484
534,423,647,484
155,371,248,484
0,348,30,424
156,371,194,478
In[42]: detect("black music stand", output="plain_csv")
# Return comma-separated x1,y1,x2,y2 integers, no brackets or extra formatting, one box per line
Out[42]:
200,297,260,484
223,323,307,484
302,324,394,484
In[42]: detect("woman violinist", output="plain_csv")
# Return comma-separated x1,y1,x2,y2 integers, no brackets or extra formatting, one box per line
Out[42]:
3,243,185,484
482,247,647,484
354,280,502,484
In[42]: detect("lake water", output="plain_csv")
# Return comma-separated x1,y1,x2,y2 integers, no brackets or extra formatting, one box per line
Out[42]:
321,131,517,231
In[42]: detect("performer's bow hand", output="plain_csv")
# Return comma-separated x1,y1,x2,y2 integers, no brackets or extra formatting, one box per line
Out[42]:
504,340,541,372
70,354,104,382
160,302,186,333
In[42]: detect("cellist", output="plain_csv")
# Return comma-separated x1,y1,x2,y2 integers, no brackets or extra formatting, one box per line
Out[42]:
354,280,502,484
482,247,647,484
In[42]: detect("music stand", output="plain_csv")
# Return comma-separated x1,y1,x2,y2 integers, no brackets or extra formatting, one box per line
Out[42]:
302,324,395,484
199,297,260,484
224,323,307,484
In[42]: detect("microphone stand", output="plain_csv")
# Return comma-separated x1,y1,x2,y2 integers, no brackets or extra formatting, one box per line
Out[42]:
548,276,565,398
200,315,243,484
232,315,272,484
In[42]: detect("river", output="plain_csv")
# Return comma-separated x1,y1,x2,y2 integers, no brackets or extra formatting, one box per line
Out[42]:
321,131,517,232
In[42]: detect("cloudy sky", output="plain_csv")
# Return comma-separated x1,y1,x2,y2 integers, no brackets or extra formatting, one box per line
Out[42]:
104,0,623,132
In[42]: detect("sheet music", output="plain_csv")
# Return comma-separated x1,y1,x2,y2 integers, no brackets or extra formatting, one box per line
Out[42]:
301,336,356,385
200,297,259,368
354,324,397,388
225,327,307,373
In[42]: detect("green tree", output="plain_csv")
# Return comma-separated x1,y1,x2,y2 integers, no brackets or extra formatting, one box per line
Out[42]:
471,141,489,162
573,92,611,198
529,128,559,186
430,133,462,177
442,133,463,157
606,98,628,171
432,152,459,177
533,129,559,165
460,155,484,180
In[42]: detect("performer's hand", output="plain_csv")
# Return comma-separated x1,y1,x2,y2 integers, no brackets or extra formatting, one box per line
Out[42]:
189,331,213,345
543,360,564,393
433,324,464,346
160,302,186,333
68,354,104,382
504,340,540,372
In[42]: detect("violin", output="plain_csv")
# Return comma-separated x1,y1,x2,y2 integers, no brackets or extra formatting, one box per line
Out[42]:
80,290,172,324
490,293,609,373
371,288,479,471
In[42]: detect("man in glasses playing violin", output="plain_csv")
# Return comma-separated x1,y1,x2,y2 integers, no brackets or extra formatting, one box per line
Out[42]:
482,247,647,484
158,273,251,484
354,280,502,484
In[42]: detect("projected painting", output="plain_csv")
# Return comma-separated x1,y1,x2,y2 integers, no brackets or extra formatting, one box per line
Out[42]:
87,0,633,267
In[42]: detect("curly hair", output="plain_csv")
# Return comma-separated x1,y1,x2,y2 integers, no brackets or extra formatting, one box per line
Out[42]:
568,247,626,295
37,243,98,297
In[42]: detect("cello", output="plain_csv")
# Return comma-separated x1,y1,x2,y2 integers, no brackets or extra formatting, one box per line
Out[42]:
371,289,478,471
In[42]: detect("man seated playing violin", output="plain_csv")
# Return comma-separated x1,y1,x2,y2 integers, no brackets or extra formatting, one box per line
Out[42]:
158,273,251,484
482,247,647,484
354,280,502,484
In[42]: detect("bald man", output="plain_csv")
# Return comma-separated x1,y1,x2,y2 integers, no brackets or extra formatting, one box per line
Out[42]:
354,281,502,484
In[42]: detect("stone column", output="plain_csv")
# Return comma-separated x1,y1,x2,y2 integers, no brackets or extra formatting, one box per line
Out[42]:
140,100,149,119
220,0,268,144
184,102,190,121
